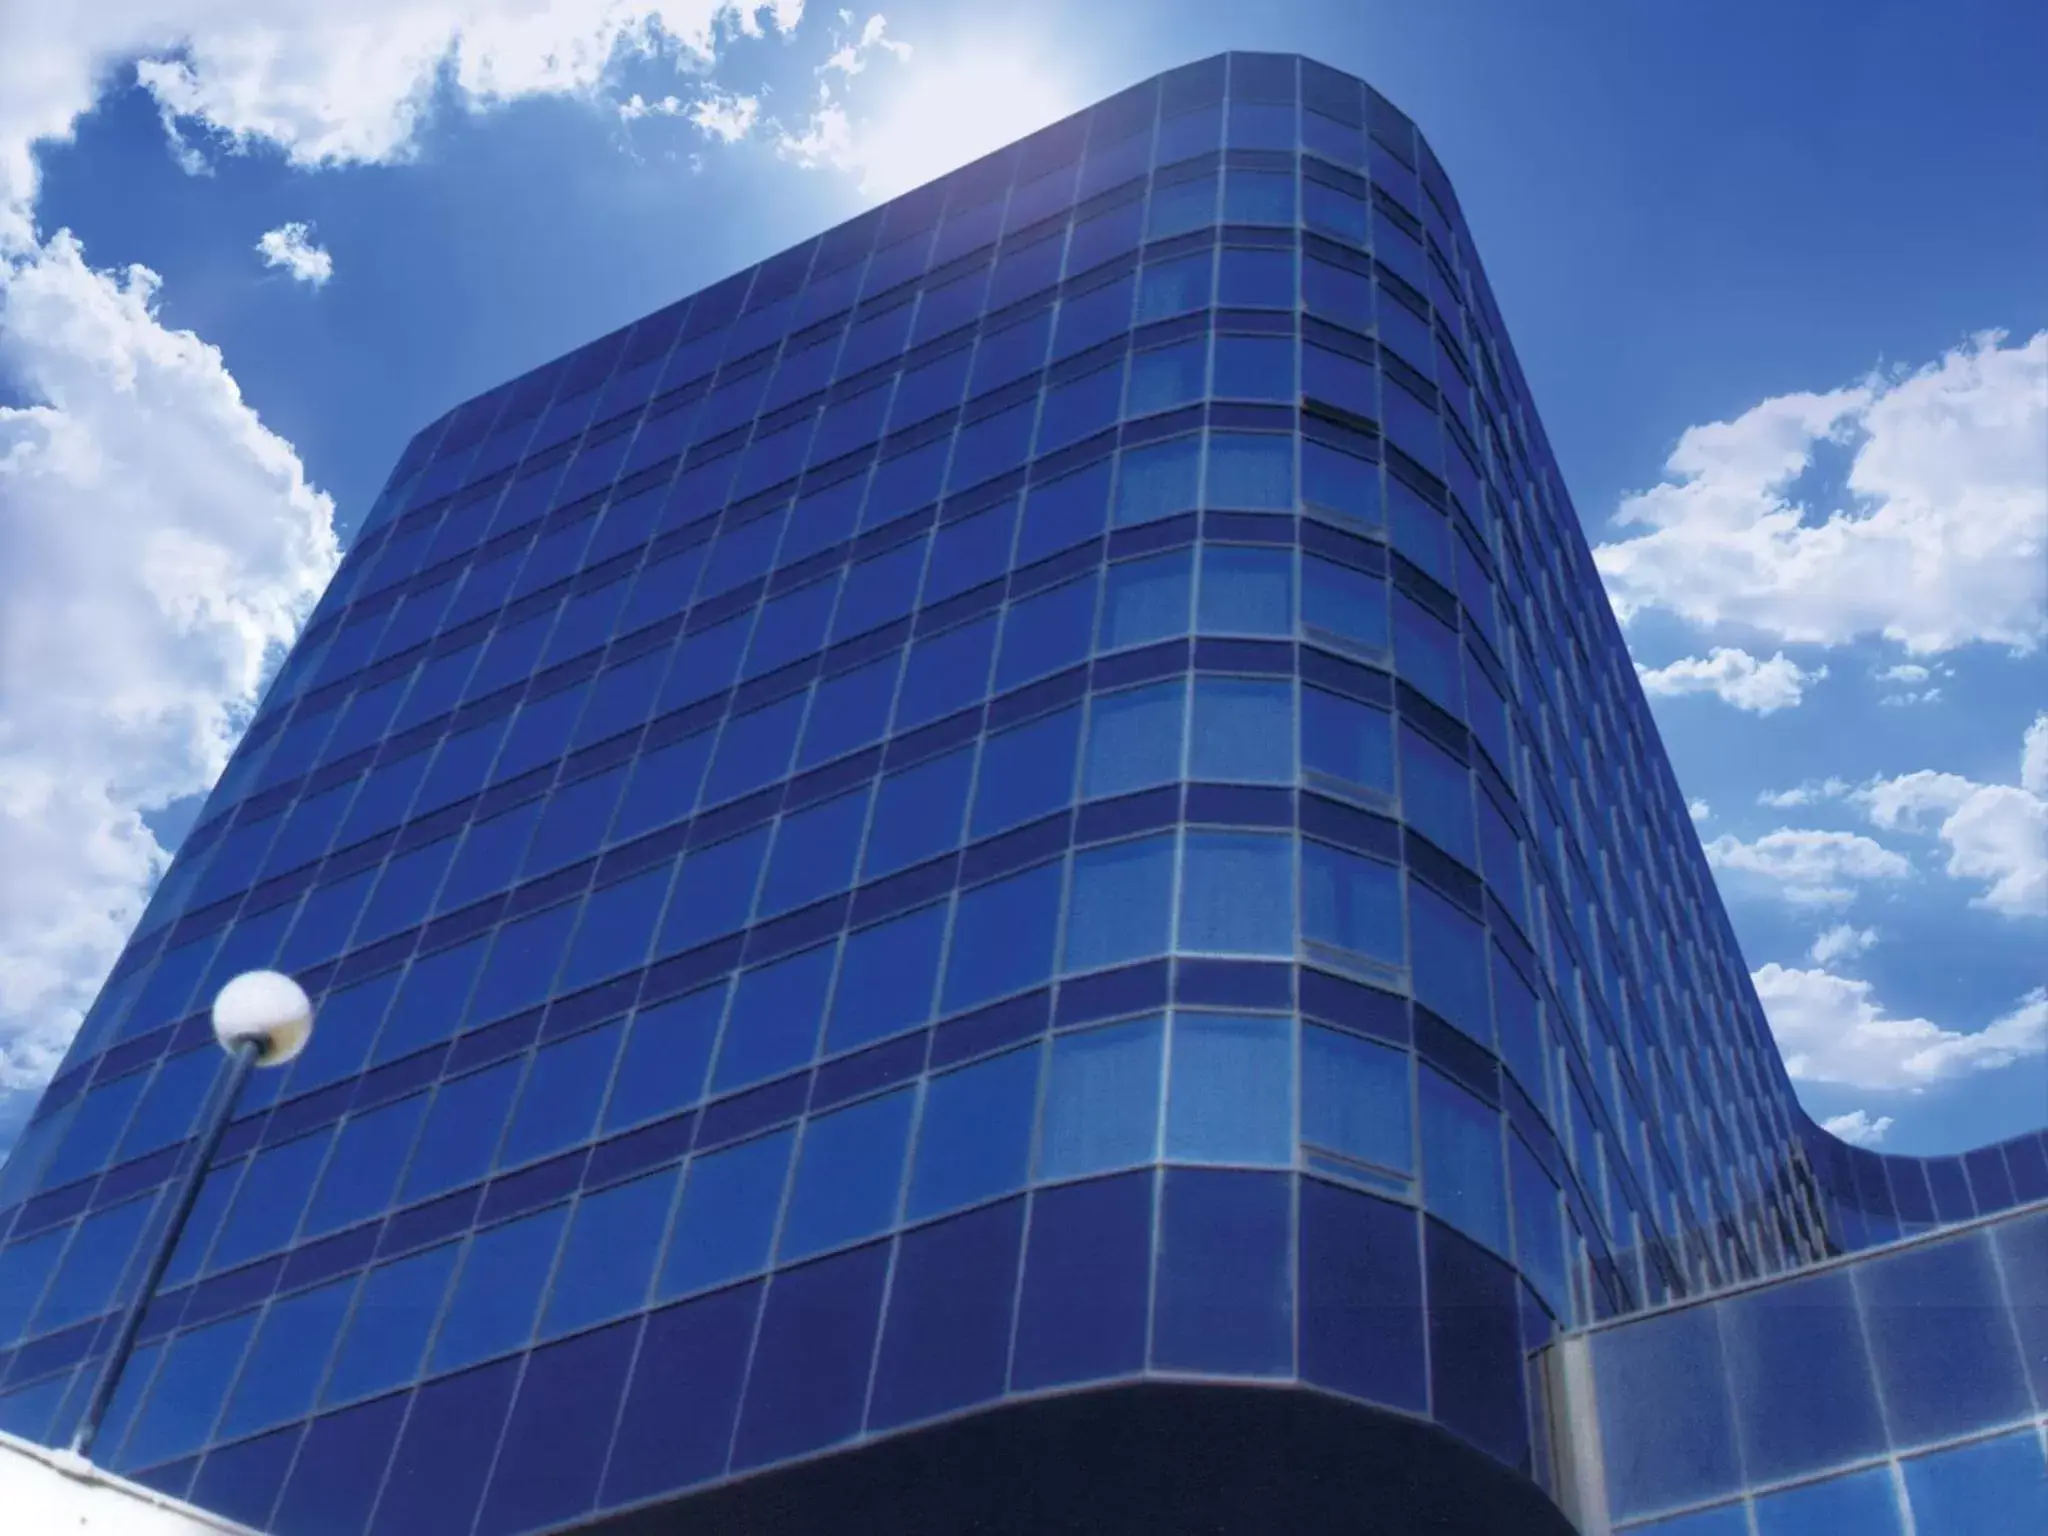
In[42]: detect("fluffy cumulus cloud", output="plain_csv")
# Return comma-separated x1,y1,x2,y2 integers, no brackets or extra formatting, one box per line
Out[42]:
1688,798,1711,823
1595,331,2048,656
1808,923,1878,966
1822,1109,1895,1147
255,220,332,285
1754,966,2048,1091
0,233,337,1088
1702,828,1912,907
1634,646,1825,714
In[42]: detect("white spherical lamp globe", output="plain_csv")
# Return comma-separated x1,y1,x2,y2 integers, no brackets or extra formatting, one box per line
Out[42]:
211,970,315,1067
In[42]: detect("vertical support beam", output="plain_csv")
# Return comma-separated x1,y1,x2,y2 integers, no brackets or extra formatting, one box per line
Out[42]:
1539,1333,1613,1536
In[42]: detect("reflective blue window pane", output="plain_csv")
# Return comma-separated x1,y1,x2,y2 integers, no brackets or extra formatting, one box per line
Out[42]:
1190,676,1294,783
401,1060,521,1202
373,936,488,1065
896,615,996,729
865,746,972,879
1721,1267,1886,1484
1017,460,1111,566
1082,680,1185,799
925,501,1018,604
1419,1068,1508,1257
1179,831,1293,955
871,1200,1025,1430
210,1131,331,1271
1401,725,1477,867
115,1047,219,1163
1902,1428,2048,1536
1038,1016,1164,1180
1302,554,1389,651
323,1244,460,1405
797,654,899,769
1590,1296,1740,1520
942,861,1062,1012
779,1088,914,1261
430,1204,569,1372
713,944,833,1091
994,575,1098,691
659,1130,796,1298
702,694,804,805
760,788,869,916
1165,1012,1293,1166
1409,881,1490,1042
1206,432,1294,507
1393,592,1463,711
659,827,769,953
1508,1135,1569,1318
559,866,671,992
1064,833,1174,973
1301,1025,1413,1173
1127,338,1205,416
1197,544,1293,635
437,802,540,913
613,730,713,841
32,1196,153,1333
1153,1167,1292,1376
970,706,1081,838
907,1046,1040,1220
1012,1171,1152,1389
1302,688,1394,795
215,1278,354,1441
542,1166,682,1338
1112,437,1201,527
1299,1180,1427,1411
1858,1230,2031,1444
117,1311,257,1470
1302,441,1382,528
1099,547,1193,651
831,540,926,643
605,987,723,1131
827,905,945,1052
303,1094,428,1238
468,900,578,1026
1135,251,1211,324
499,1021,624,1167
0,1229,64,1340
521,765,626,874
1754,1466,1905,1536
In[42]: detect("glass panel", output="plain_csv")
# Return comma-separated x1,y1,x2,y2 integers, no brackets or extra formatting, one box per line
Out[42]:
1064,833,1174,973
1038,1015,1164,1180
1164,1012,1293,1165
906,1046,1040,1220
430,1204,570,1371
1179,831,1293,955
1301,1025,1413,1173
778,1088,914,1261
658,1129,795,1298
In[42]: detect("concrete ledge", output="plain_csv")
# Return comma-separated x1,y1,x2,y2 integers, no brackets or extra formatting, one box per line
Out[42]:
0,1429,260,1534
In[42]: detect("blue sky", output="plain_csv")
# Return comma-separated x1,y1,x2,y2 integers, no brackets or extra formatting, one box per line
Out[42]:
0,0,2041,1160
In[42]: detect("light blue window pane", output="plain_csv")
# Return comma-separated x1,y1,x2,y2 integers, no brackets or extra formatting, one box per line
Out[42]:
430,1204,570,1372
499,1020,625,1167
1190,677,1294,783
1301,1025,1413,1173
1302,689,1395,794
1127,339,1205,416
1165,1012,1293,1166
215,1278,355,1440
1064,834,1175,973
827,904,945,1052
1629,1508,1748,1536
401,1060,521,1202
542,1165,682,1339
713,944,833,1091
1112,437,1200,527
1903,1428,2048,1536
322,1244,459,1405
658,1129,796,1298
209,1130,331,1270
1301,841,1404,964
1206,433,1293,508
1420,1068,1509,1257
779,1088,914,1261
1179,832,1293,955
1198,544,1293,635
906,1047,1040,1220
604,988,723,1131
1083,680,1185,799
1755,1467,1905,1536
1099,548,1193,650
1038,1016,1165,1180
942,861,1063,1013
1302,555,1389,650
117,1311,257,1469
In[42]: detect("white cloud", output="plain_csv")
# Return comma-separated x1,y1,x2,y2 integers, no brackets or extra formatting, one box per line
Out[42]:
688,89,760,143
1634,646,1825,714
1878,663,1931,684
1688,798,1711,822
1852,715,2048,918
255,220,332,286
1703,828,1913,907
1595,331,2048,656
1808,923,1878,966
0,233,338,1089
1822,1109,1895,1147
1754,966,2047,1090
1758,777,1850,809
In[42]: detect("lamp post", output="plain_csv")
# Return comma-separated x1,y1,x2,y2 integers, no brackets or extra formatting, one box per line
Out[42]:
69,971,315,1460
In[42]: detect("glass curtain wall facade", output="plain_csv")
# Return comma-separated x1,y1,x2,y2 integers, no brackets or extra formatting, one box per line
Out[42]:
0,50,2042,1536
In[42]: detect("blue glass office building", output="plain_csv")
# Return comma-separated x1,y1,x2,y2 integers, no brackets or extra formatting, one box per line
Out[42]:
0,52,2042,1536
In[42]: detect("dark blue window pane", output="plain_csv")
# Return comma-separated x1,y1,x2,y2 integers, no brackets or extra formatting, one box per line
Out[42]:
870,1199,1025,1429
1017,460,1111,567
659,614,749,711
438,802,541,912
559,866,671,991
1128,338,1205,416
971,706,1081,837
1509,1136,1568,1318
1136,251,1211,323
323,1244,459,1405
0,1229,64,1340
499,1020,623,1166
827,904,945,1052
1082,679,1185,799
797,653,899,769
760,788,869,916
1153,1167,1292,1375
374,936,488,1065
1038,1016,1164,1180
1299,1181,1426,1410
1420,1067,1508,1256
731,1242,889,1470
1754,1468,1904,1536
467,900,577,1026
1179,831,1292,955
1064,833,1173,973
215,1278,354,1440
402,1060,521,1202
417,717,511,817
908,1046,1040,1220
612,728,712,840
603,1283,758,1505
703,694,804,806
779,1088,913,1261
480,1320,638,1534
1302,1024,1412,1173
1190,676,1294,782
1393,592,1462,711
1401,725,1476,867
1037,362,1123,455
925,501,1018,604
1013,1171,1152,1389
1112,436,1200,527
33,1196,153,1332
303,1093,428,1237
117,1311,257,1470
659,1130,795,1298
543,1165,681,1337
1302,841,1402,965
1859,1229,2030,1444
994,576,1098,692
521,764,626,874
605,987,723,1131
896,615,996,730
831,539,926,642
355,836,456,943
1302,554,1388,651
370,1356,518,1536
942,861,1062,1013
1100,547,1192,651
713,944,833,1091
1198,544,1293,635
116,1046,219,1162
659,827,769,953
1303,441,1381,527
210,1130,330,1270
1219,246,1295,309
864,747,971,878
429,1203,569,1371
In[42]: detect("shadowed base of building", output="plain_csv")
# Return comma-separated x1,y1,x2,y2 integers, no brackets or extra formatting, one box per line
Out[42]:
573,1381,1576,1535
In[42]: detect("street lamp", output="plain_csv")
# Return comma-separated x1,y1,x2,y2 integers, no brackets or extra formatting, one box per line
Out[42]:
68,971,314,1460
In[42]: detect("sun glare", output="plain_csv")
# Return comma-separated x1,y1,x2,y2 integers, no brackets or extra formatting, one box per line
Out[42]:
852,42,1078,199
